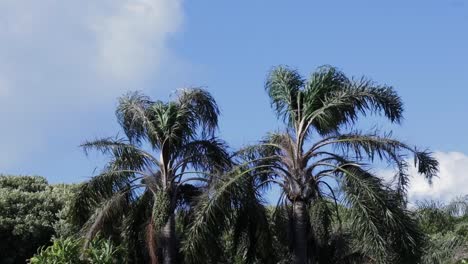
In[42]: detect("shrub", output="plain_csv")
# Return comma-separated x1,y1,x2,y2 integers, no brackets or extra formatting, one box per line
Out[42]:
30,236,123,264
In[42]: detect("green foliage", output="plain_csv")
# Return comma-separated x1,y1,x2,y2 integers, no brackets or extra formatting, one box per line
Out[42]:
0,175,77,264
71,88,230,262
29,236,123,264
181,167,276,264
417,200,455,235
29,237,82,264
192,65,438,264
181,65,440,264
416,197,468,264
420,232,465,264
86,237,124,264
4,73,466,264
152,191,171,233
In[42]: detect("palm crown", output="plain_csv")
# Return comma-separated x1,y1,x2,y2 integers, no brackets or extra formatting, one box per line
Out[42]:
71,88,230,264
263,65,437,201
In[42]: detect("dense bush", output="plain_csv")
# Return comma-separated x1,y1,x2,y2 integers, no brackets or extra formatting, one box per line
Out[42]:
0,175,77,263
30,236,123,264
29,237,81,264
416,197,468,264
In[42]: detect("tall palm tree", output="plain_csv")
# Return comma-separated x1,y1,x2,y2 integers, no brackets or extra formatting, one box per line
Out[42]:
71,88,230,264
260,65,439,264
186,65,439,264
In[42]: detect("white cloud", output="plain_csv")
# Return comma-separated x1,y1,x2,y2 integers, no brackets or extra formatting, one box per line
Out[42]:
381,151,468,203
0,0,183,92
92,0,182,80
0,0,184,170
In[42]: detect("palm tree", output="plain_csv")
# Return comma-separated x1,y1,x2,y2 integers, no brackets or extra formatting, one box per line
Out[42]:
186,65,439,264
260,65,440,264
71,88,230,264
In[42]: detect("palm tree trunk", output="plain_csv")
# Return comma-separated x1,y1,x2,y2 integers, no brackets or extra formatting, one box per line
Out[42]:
161,214,176,264
292,200,308,264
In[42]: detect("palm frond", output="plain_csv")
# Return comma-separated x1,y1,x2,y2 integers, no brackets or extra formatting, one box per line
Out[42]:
81,190,131,248
420,232,466,264
311,131,438,194
116,91,154,144
308,198,333,263
81,137,159,171
234,146,281,182
122,190,153,263
337,164,424,263
265,66,304,124
175,88,220,137
70,170,136,226
174,138,231,173
182,167,263,264
269,205,294,263
231,177,274,264
303,77,403,135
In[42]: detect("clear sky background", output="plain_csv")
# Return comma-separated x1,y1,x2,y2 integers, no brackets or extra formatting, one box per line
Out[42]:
1,0,467,203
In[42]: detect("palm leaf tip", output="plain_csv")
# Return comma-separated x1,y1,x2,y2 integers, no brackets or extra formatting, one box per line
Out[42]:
350,78,404,123
265,65,304,121
414,150,439,184
176,88,220,136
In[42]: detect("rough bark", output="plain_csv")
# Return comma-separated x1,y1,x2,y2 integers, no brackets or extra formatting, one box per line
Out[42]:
161,214,176,264
292,200,309,264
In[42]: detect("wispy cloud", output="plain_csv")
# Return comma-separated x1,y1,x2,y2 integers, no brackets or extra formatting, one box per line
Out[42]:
380,151,468,203
0,0,184,170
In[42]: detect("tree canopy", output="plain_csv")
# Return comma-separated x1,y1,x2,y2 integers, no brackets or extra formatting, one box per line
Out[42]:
4,66,467,264
0,175,77,263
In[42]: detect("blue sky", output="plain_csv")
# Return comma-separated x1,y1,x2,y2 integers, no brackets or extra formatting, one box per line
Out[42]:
0,0,467,202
